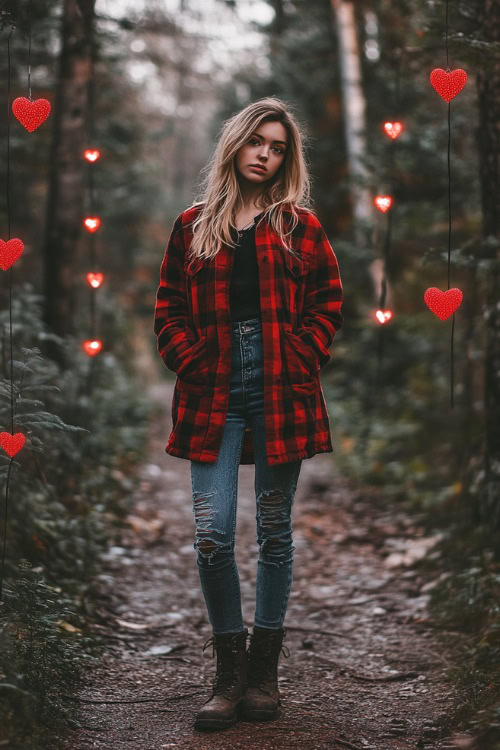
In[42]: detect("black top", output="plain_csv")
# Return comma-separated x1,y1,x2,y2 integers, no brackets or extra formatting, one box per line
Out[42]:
229,213,265,322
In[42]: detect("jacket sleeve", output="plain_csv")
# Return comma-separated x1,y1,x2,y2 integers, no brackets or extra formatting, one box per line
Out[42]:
153,214,195,372
297,222,344,369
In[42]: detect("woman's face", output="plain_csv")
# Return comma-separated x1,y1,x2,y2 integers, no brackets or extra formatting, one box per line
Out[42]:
235,120,288,186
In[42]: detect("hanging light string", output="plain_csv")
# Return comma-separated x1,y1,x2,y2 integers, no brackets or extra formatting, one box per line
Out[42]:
87,7,97,340
78,7,103,372
443,0,456,408
374,50,402,390
27,0,32,100
1,25,17,604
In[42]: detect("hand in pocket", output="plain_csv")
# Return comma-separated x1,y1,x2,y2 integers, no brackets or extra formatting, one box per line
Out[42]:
176,335,208,384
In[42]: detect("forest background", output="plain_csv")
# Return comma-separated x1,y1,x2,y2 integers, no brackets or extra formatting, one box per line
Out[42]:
0,0,498,746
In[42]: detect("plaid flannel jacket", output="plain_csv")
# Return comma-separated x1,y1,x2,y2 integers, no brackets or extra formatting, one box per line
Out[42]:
153,203,344,465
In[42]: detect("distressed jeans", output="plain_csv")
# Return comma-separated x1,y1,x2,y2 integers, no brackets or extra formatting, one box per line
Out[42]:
190,316,302,635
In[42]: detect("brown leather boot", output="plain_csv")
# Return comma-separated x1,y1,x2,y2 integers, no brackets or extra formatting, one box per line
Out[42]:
194,628,249,730
239,625,290,721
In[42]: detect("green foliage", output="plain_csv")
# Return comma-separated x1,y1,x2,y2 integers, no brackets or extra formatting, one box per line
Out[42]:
0,559,100,737
0,283,152,738
421,541,500,749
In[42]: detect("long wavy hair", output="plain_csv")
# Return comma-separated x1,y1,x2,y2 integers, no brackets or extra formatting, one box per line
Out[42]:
187,96,314,262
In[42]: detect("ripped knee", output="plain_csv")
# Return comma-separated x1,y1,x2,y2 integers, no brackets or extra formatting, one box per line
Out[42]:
198,538,218,555
192,491,231,564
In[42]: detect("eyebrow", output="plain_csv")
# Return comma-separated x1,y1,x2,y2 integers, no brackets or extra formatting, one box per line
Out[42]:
251,131,287,146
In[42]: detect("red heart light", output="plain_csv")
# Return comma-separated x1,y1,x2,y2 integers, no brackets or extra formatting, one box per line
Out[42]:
0,431,26,458
86,272,104,288
82,339,103,356
430,68,468,102
424,287,463,320
375,309,393,324
12,97,51,132
374,195,393,213
0,238,25,271
84,148,101,162
383,122,403,139
84,216,101,232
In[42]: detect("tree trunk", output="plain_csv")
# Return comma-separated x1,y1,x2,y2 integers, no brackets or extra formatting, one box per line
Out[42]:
269,0,285,56
329,0,371,245
42,0,95,367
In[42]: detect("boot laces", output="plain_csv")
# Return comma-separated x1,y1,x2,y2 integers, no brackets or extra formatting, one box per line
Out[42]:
202,633,246,699
247,631,290,690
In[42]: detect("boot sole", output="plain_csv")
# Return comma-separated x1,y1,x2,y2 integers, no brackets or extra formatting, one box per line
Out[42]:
194,714,238,731
239,706,281,721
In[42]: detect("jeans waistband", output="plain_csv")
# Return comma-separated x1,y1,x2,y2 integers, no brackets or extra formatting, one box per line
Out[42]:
231,317,262,333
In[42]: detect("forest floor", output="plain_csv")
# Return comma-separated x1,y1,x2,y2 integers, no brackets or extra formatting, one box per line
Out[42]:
47,321,474,750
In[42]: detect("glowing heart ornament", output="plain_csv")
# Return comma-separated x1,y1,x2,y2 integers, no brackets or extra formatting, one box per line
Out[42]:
430,68,468,102
0,238,25,271
84,216,101,232
12,97,51,132
375,309,393,324
0,431,26,458
383,122,403,140
424,287,463,320
83,148,101,163
374,195,393,213
86,272,104,289
82,339,103,356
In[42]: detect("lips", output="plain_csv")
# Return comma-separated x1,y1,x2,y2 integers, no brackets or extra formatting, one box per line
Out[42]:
249,165,267,173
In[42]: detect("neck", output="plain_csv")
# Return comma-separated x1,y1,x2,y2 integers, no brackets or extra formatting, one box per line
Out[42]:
238,181,265,213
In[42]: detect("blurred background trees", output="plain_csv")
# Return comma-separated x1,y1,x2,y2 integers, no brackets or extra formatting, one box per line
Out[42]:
0,0,498,742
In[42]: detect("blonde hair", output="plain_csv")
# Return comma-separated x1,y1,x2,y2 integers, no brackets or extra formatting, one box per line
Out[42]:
187,96,314,261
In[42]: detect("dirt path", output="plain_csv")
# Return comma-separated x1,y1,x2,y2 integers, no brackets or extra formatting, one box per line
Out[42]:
54,325,467,750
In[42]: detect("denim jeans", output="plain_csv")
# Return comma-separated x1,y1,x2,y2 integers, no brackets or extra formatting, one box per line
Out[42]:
190,316,302,635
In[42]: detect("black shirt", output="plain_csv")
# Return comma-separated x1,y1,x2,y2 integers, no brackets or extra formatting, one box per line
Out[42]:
229,213,264,322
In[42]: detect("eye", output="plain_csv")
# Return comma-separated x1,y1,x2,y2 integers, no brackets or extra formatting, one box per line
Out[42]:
248,138,284,154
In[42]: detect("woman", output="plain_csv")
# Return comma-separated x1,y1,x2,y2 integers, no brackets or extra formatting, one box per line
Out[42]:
153,97,344,731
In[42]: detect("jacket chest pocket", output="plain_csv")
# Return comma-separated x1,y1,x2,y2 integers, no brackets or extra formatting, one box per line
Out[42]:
282,250,310,279
185,256,206,278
